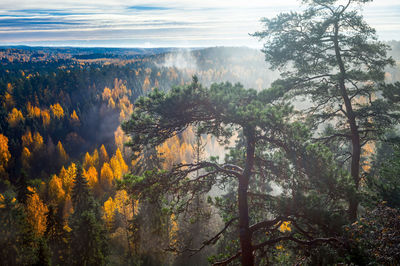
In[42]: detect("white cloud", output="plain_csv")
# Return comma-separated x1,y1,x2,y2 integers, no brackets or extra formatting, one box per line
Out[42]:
0,0,399,46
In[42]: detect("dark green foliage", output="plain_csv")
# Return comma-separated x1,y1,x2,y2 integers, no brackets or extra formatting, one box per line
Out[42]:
33,238,51,266
69,166,108,265
122,78,353,264
367,137,400,209
253,0,400,222
0,191,40,265
346,203,400,265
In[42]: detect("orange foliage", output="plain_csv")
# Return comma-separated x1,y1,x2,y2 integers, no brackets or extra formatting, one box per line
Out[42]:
115,189,137,217
116,148,128,174
27,102,41,118
110,148,128,180
362,142,375,173
33,131,44,151
41,109,51,127
63,163,77,194
22,130,33,148
110,156,122,180
100,162,114,191
83,149,99,170
7,108,25,127
102,87,112,101
21,147,31,169
169,213,179,247
4,92,14,109
279,221,292,232
48,174,66,204
50,103,64,119
100,144,109,163
108,98,116,109
63,194,73,221
57,141,68,164
0,134,11,178
70,110,80,126
84,166,99,190
26,187,48,237
142,76,151,91
114,126,126,152
102,197,115,230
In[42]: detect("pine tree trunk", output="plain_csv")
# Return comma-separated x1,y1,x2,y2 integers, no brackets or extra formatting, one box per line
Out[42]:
238,129,255,266
333,21,361,222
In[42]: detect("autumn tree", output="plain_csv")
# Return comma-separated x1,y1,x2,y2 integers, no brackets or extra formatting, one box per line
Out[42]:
56,141,68,167
122,79,349,265
25,187,49,237
48,174,66,205
100,162,114,191
50,103,64,119
0,134,11,180
253,0,400,221
99,145,109,165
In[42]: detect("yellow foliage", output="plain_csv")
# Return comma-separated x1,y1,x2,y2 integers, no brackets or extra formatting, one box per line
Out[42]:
63,194,73,221
83,152,92,170
70,110,80,126
115,148,128,174
362,142,375,173
57,141,68,164
110,156,122,180
114,126,125,151
48,174,65,204
114,190,135,217
110,148,128,180
26,189,48,237
279,221,292,232
92,149,99,168
100,144,109,163
102,87,112,101
7,108,25,127
83,149,100,170
41,109,51,127
102,197,116,229
21,147,31,169
84,166,98,189
27,102,41,118
100,162,114,191
7,83,13,92
50,103,64,119
169,213,179,247
142,76,151,91
0,134,11,177
4,92,14,109
63,163,77,194
33,132,44,151
22,130,33,148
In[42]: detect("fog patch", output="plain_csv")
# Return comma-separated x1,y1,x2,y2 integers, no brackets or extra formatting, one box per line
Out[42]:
158,49,198,70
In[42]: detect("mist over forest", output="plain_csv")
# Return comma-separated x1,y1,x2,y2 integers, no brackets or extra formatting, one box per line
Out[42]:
1,0,400,265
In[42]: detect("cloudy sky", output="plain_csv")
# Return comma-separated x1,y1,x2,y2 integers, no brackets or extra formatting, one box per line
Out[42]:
0,0,399,47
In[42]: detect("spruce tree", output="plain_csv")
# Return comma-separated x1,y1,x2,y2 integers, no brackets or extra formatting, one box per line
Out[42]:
69,166,108,265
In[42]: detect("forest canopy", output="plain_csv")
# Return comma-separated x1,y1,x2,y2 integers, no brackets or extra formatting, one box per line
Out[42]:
0,0,400,265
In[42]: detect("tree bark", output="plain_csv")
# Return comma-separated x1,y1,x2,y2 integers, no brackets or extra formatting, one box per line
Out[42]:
333,21,361,222
238,128,255,266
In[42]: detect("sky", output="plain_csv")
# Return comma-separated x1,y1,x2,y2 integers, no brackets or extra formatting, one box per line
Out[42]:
0,0,399,48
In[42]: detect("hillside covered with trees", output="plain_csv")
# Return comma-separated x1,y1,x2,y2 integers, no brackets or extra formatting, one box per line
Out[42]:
1,0,400,265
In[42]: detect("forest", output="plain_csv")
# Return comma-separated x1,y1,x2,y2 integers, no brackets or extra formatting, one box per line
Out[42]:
1,0,400,265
